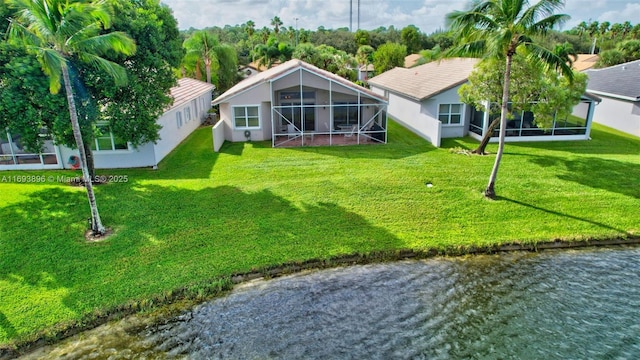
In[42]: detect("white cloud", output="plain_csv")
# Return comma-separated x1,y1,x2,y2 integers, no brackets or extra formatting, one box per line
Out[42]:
161,0,634,34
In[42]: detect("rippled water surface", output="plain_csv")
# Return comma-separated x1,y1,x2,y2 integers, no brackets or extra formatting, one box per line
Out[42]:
23,246,640,359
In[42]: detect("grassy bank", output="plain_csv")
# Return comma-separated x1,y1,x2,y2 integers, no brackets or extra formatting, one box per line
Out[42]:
1,121,639,348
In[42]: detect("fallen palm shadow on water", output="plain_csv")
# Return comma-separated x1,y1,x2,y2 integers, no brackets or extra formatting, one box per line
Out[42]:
21,246,640,359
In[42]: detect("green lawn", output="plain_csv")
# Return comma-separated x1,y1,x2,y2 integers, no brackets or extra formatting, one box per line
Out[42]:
1,120,639,347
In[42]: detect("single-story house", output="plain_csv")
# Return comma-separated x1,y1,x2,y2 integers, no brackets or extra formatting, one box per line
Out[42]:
0,78,214,170
584,59,640,138
357,64,375,81
212,59,388,148
368,57,599,147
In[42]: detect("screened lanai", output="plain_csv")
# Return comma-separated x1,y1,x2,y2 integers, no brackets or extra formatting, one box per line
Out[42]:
467,94,600,142
269,64,388,147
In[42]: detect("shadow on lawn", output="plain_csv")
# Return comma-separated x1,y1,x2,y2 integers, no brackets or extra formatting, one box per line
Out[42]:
498,197,630,234
528,155,640,199
0,182,404,342
507,127,640,155
0,312,16,340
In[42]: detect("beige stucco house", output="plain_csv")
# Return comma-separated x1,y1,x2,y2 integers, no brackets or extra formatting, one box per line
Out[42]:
212,59,388,147
368,58,599,147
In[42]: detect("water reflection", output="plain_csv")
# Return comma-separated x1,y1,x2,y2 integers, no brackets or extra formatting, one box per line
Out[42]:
22,247,640,359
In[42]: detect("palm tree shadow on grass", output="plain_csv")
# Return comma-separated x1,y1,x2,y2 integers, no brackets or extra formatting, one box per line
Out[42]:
527,155,640,199
496,196,630,235
0,183,404,343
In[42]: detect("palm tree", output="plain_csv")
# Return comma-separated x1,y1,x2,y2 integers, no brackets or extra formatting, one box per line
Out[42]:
446,0,572,199
8,0,135,235
271,16,283,34
245,20,256,38
183,30,220,85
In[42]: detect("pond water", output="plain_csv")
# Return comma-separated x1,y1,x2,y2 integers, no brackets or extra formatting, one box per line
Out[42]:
22,246,640,359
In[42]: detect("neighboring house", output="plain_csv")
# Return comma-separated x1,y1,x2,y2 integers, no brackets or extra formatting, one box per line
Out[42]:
573,54,599,72
239,64,261,79
404,54,421,68
212,59,388,148
584,59,640,138
0,78,214,170
368,58,599,147
357,64,375,81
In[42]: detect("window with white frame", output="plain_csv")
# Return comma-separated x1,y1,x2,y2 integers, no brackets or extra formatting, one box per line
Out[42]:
438,104,463,125
233,105,260,129
185,107,191,122
91,123,128,151
176,111,183,128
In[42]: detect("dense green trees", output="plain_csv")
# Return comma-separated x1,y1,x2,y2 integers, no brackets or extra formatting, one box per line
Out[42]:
7,0,136,235
372,43,406,74
447,0,573,199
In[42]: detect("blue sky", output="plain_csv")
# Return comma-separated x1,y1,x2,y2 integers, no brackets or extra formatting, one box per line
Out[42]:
161,0,640,34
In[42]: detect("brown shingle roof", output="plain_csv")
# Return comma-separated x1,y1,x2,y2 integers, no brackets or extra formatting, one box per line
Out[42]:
169,78,215,110
213,59,386,105
368,58,480,101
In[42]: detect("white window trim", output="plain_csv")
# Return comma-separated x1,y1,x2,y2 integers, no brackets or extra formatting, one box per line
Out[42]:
438,103,464,126
93,123,131,152
176,111,183,129
232,104,261,130
185,106,192,123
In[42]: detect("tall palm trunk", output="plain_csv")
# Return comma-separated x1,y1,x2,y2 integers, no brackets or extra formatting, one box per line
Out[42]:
62,64,106,235
204,59,212,84
485,54,513,199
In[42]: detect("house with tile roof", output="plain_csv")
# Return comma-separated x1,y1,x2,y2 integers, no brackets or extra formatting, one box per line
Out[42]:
572,54,599,72
368,58,599,147
0,78,214,170
584,59,640,138
212,59,388,148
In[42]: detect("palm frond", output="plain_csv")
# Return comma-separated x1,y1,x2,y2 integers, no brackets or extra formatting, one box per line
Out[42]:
524,42,574,82
39,48,66,93
530,13,570,34
78,52,128,86
519,0,566,27
75,31,136,57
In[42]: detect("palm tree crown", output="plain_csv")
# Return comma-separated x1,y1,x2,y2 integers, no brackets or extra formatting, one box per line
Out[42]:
447,0,572,80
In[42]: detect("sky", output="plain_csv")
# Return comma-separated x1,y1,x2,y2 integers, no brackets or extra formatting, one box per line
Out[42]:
160,0,640,34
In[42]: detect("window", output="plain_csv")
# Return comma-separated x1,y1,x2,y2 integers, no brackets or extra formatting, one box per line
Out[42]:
438,104,463,125
91,123,128,151
185,107,191,122
234,106,260,129
176,111,183,128
333,102,359,129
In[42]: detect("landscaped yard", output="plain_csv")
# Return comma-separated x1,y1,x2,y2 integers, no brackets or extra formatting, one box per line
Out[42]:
1,120,639,348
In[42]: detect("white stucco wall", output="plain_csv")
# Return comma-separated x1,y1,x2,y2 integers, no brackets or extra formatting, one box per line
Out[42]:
221,84,272,142
384,90,441,147
591,96,640,138
424,86,469,139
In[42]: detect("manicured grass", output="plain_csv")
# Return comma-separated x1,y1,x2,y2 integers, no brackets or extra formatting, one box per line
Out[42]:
1,121,639,346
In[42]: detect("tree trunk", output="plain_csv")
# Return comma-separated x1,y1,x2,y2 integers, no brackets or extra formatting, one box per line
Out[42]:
484,55,513,199
205,59,212,84
473,116,501,155
82,140,96,180
62,65,106,235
